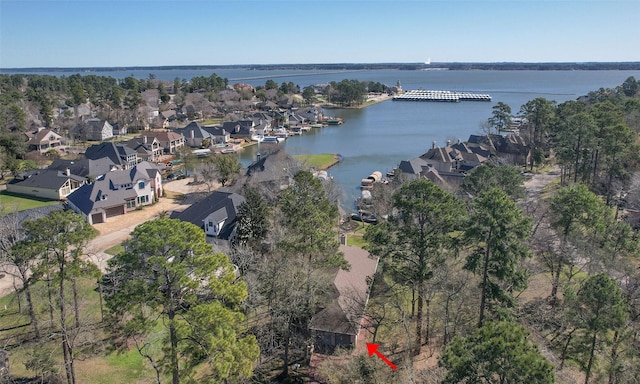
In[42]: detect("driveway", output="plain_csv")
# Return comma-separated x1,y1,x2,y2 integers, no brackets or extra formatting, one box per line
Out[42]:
0,177,214,297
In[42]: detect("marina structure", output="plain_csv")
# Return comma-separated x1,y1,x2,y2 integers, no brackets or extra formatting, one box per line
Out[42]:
393,89,492,102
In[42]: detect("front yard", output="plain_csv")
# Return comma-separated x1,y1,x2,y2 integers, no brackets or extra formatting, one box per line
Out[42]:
0,190,60,212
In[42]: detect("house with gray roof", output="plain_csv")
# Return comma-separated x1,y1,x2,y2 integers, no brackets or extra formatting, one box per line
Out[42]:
240,149,302,191
66,162,162,225
84,142,138,169
223,120,258,140
170,191,245,245
309,245,379,354
112,123,127,137
48,158,119,180
298,106,324,124
124,136,163,162
6,169,86,200
395,135,494,190
202,126,231,144
84,119,114,141
174,121,214,148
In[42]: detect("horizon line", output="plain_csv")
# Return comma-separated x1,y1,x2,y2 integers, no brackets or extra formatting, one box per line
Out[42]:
2,61,640,72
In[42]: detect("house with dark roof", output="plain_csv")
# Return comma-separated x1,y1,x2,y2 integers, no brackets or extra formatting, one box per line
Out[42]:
84,142,138,169
174,121,214,148
124,136,163,162
286,111,306,128
309,245,379,354
298,106,324,124
395,136,494,190
66,162,162,224
48,158,119,180
6,169,86,200
223,120,258,140
25,128,66,154
170,191,245,245
202,126,231,144
112,123,127,137
241,149,302,191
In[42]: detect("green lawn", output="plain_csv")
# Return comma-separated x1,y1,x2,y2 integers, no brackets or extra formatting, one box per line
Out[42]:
346,234,368,248
294,153,339,170
0,191,60,211
104,244,125,256
0,276,157,382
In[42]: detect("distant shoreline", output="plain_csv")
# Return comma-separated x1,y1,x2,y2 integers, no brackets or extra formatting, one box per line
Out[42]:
2,62,640,73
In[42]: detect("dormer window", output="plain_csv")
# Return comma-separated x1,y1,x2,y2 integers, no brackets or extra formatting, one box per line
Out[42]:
138,181,145,189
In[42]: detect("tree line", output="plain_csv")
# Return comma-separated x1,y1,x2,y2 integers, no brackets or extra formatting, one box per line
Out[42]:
0,71,390,179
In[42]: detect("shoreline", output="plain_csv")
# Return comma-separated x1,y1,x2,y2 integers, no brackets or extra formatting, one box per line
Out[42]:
319,93,393,110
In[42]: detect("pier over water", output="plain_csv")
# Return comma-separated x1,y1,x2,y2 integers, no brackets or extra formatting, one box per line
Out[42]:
393,89,492,102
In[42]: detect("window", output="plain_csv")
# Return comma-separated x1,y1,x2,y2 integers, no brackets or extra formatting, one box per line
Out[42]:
138,195,149,204
126,200,136,209
138,181,145,189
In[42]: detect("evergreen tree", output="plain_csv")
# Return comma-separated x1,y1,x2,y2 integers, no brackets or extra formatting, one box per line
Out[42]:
440,321,555,384
464,187,531,327
105,219,259,384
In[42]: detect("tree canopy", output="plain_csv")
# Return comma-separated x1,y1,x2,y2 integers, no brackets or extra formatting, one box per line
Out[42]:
440,321,555,384
105,218,259,383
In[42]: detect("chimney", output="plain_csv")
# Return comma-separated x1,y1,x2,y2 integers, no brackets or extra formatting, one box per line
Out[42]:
65,168,70,176
143,136,148,144
191,130,195,139
256,152,261,162
432,141,436,149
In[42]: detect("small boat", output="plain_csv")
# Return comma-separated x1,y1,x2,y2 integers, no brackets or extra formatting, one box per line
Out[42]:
221,147,237,154
262,136,281,143
351,211,378,224
251,134,264,143
326,118,344,125
192,148,211,158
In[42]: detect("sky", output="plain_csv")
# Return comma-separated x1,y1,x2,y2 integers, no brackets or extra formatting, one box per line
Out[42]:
1,0,639,68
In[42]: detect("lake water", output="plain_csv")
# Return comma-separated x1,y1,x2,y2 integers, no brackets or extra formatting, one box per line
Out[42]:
6,67,640,206
227,69,639,205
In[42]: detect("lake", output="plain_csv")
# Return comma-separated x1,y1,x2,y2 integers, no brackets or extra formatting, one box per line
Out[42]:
228,69,640,206
5,67,640,206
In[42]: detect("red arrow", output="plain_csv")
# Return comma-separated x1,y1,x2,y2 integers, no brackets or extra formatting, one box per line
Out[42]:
366,343,397,370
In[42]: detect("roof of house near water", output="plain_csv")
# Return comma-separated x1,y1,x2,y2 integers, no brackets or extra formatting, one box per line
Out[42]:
84,142,137,168
309,245,379,336
175,121,214,140
170,191,245,241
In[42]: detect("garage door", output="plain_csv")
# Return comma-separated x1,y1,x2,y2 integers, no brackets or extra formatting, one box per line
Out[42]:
91,213,104,224
105,205,125,218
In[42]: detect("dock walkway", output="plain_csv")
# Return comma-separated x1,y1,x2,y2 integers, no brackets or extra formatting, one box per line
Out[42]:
393,89,492,102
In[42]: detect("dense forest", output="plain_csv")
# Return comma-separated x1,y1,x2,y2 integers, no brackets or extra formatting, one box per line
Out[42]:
1,74,640,383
